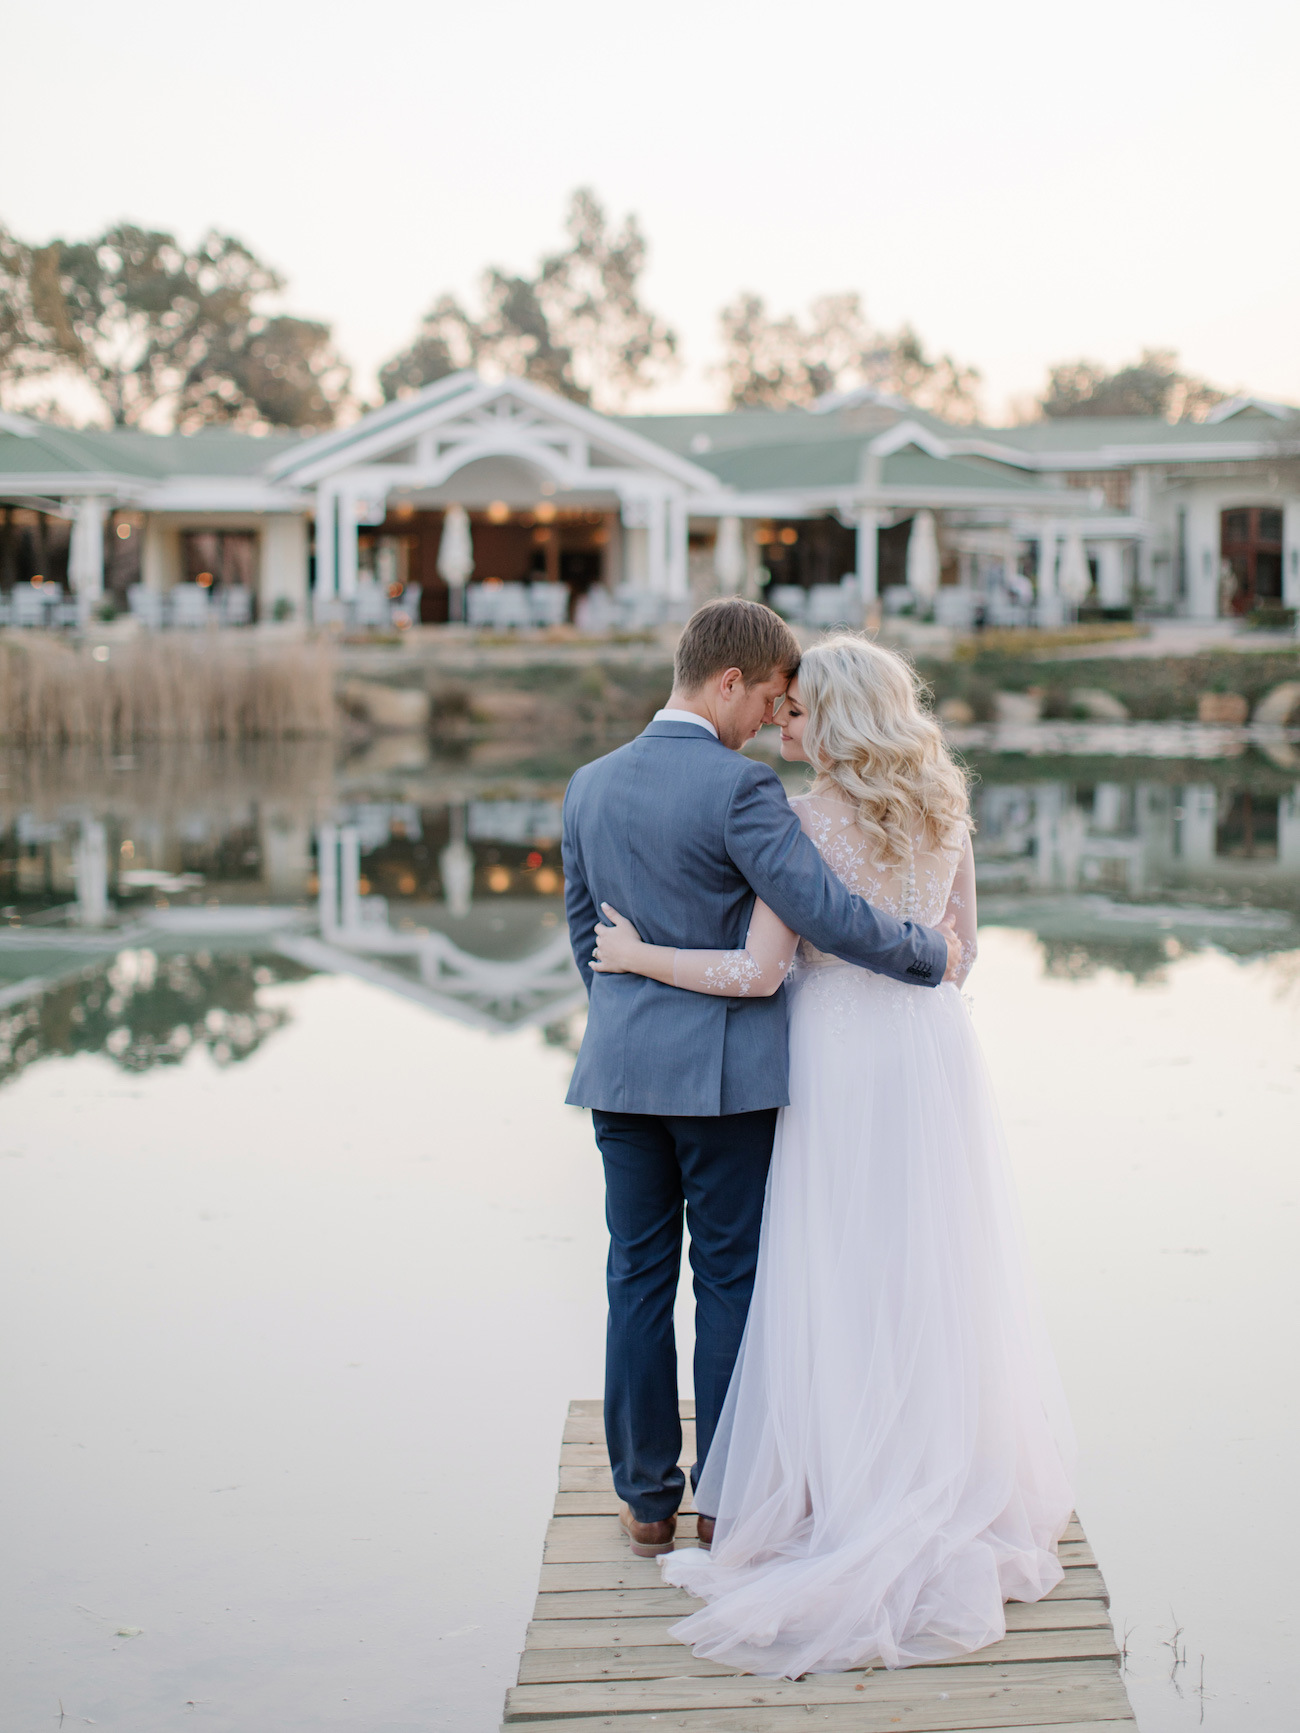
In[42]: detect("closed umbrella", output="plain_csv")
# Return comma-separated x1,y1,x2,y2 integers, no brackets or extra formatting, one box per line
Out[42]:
1058,529,1091,604
906,510,940,602
438,504,474,621
713,516,745,594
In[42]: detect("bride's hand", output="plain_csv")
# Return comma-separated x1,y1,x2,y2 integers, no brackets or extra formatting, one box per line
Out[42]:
590,903,645,974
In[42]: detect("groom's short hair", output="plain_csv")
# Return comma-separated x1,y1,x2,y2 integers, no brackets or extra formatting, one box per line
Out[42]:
674,598,801,694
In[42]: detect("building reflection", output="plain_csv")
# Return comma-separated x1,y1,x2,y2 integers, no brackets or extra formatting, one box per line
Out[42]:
0,742,1297,1083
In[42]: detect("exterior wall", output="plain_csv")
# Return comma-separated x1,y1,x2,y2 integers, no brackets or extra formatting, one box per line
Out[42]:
141,516,182,592
1153,478,1300,618
262,515,309,621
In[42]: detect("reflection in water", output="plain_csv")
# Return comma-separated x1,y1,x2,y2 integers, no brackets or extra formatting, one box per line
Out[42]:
0,950,310,1087
1,735,1298,1073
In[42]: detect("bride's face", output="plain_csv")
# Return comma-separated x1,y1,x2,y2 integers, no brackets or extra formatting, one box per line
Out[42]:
777,680,810,762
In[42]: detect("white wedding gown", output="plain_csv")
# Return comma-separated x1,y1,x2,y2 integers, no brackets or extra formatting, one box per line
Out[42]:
658,793,1076,1677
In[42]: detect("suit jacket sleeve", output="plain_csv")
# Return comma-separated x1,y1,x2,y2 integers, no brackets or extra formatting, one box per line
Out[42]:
723,762,948,986
562,779,598,994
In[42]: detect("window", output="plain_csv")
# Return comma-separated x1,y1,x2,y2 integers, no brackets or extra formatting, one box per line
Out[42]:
182,530,257,594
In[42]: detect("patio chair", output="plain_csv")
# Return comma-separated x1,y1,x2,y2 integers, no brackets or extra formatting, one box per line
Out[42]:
127,585,165,628
528,582,569,628
169,584,212,628
312,593,347,627
807,580,860,628
12,585,50,628
349,581,388,629
220,586,253,626
766,585,808,624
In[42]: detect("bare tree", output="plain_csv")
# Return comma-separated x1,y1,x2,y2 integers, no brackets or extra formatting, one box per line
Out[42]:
0,223,351,430
378,188,678,410
1038,348,1226,421
717,291,981,421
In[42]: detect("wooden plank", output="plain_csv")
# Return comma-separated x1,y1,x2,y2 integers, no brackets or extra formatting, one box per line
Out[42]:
505,1718,1133,1733
566,1397,694,1418
503,1656,1133,1723
542,1516,1095,1570
534,1586,705,1621
553,1475,1082,1541
526,1600,1115,1643
536,1557,1107,1598
564,1417,696,1447
560,1441,693,1467
554,1490,699,1516
517,1627,1120,1685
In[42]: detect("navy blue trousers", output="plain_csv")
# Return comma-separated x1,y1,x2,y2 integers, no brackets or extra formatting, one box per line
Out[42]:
592,1108,776,1524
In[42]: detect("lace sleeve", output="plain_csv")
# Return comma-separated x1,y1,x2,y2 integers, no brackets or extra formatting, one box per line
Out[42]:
670,899,799,997
944,831,978,986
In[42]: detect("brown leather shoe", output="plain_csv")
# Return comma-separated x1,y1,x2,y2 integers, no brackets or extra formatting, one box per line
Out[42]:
620,1508,676,1557
696,1515,715,1550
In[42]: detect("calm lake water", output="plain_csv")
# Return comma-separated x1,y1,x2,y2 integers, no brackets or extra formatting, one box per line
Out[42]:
1,726,1298,1732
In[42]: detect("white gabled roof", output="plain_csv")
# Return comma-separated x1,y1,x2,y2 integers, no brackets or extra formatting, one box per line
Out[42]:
265,373,725,494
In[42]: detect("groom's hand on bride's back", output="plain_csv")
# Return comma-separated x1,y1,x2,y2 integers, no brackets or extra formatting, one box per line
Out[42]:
939,918,963,983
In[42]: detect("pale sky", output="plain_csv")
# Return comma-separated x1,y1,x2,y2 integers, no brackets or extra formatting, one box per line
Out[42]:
5,0,1299,422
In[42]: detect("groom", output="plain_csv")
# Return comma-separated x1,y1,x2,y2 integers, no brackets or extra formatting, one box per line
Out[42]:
562,598,958,1555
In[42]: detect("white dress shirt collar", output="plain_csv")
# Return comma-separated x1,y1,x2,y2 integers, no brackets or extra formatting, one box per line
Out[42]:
652,707,719,739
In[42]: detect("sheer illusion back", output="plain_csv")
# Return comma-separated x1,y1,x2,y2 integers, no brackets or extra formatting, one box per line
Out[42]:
790,792,976,978
667,792,976,1000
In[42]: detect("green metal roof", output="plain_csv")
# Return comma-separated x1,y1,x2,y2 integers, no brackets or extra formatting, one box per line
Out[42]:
980,414,1300,453
0,424,302,481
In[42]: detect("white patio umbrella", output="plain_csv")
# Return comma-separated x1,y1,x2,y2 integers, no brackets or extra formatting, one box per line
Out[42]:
1058,529,1092,604
906,510,941,602
437,504,474,620
713,516,745,594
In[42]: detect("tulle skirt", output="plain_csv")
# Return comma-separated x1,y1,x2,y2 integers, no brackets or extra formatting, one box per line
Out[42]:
660,963,1076,1677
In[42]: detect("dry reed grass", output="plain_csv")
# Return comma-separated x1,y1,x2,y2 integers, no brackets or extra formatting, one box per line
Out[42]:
0,634,338,747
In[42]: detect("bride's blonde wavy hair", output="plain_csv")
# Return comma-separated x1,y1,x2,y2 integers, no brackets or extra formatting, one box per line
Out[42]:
794,633,970,868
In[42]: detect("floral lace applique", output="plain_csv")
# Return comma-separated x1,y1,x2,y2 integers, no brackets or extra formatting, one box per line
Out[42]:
699,952,763,995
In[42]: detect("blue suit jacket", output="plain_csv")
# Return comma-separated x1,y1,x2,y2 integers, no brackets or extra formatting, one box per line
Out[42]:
562,721,947,1115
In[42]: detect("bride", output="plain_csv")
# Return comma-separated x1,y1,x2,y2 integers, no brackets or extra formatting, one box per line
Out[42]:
589,633,1075,1679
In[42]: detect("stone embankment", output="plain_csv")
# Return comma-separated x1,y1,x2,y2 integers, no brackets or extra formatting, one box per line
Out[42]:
331,625,1300,736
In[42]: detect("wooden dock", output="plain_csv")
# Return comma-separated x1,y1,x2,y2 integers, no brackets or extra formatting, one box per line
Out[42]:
502,1399,1135,1731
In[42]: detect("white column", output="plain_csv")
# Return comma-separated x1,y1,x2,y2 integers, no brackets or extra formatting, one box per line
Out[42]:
646,493,667,595
73,818,109,927
68,496,107,612
855,509,880,600
315,489,337,601
1279,786,1300,871
619,496,650,589
339,825,362,930
317,822,339,934
1283,503,1300,609
665,494,688,601
1176,785,1217,865
337,493,359,600
1096,541,1127,608
1037,521,1063,626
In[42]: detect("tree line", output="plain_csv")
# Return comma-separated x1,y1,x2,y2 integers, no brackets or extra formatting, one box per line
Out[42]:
0,189,1228,434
